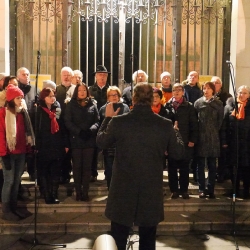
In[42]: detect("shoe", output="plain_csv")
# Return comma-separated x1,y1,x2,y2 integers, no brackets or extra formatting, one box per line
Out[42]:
182,192,189,199
208,193,216,199
90,176,97,182
59,177,70,184
170,192,179,199
199,192,206,198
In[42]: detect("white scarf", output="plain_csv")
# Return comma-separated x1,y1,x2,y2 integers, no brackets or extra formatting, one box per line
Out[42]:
5,106,23,151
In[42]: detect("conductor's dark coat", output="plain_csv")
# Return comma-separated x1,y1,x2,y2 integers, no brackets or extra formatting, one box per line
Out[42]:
97,105,184,227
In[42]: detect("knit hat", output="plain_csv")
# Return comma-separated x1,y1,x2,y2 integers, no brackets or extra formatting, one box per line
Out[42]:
160,71,171,81
43,80,56,90
0,73,7,81
6,85,24,101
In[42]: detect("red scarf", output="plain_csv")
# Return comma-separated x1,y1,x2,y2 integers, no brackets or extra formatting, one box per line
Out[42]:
41,107,59,134
232,98,247,120
151,103,161,114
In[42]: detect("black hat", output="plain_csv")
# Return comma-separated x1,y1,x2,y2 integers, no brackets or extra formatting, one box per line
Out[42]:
92,65,111,76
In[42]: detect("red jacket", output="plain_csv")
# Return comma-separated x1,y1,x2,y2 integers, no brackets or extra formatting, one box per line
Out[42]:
0,108,27,156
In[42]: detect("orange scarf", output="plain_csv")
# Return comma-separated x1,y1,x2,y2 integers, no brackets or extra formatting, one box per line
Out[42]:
232,98,247,120
151,103,161,114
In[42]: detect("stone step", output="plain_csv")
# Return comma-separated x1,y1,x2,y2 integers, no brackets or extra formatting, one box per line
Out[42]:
0,210,249,235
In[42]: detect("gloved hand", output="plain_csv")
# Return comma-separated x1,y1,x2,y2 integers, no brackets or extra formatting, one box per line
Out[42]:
79,129,92,140
1,155,11,170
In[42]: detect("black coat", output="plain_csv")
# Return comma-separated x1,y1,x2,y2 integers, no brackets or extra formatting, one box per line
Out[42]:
194,97,224,157
89,83,109,110
223,97,250,167
165,98,199,160
64,98,100,149
35,102,65,160
97,105,185,227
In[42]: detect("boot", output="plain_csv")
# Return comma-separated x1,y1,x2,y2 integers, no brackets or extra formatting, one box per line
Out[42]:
2,202,19,221
41,177,53,204
10,202,26,219
52,181,60,204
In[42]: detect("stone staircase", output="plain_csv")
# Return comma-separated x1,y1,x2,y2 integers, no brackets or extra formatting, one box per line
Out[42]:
0,170,250,235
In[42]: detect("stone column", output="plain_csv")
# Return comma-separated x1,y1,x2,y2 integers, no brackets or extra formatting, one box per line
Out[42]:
230,0,250,92
0,0,10,74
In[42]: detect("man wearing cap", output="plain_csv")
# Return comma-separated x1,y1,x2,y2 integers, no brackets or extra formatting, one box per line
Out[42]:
122,69,148,107
160,71,172,104
89,65,110,110
89,65,110,181
0,73,7,91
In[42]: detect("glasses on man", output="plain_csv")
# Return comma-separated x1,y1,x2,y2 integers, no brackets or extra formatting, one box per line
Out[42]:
173,88,183,92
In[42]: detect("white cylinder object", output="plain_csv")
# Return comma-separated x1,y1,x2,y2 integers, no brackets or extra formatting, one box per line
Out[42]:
92,234,118,250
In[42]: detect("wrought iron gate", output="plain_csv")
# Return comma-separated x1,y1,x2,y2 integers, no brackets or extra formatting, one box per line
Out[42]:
12,0,231,89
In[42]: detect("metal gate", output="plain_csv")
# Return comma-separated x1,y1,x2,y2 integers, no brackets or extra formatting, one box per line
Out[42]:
12,0,231,89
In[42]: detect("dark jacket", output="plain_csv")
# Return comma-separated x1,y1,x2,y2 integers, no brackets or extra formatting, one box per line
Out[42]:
194,97,224,157
184,84,203,104
35,102,65,160
215,89,232,107
165,98,199,160
99,102,130,156
223,97,250,167
64,98,100,149
122,86,133,106
97,105,184,227
18,82,39,113
89,83,109,110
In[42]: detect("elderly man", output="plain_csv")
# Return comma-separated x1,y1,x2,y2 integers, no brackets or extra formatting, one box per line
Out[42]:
122,69,148,106
182,71,202,104
56,66,75,184
17,67,38,112
0,73,7,91
89,65,110,110
72,70,83,85
97,83,184,250
211,76,232,107
160,71,172,104
211,76,232,183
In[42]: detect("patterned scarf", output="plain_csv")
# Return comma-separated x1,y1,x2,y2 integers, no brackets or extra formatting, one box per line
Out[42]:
172,97,183,110
41,107,59,134
232,98,247,120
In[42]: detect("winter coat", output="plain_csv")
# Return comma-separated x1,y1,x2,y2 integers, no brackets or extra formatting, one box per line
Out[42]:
223,97,250,167
35,102,65,161
194,96,224,157
97,105,185,227
165,98,198,160
89,83,109,110
183,83,202,104
99,102,130,156
215,89,232,107
64,98,100,149
0,108,27,156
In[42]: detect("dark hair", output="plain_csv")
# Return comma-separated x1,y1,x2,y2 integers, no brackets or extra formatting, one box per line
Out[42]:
203,81,216,95
39,87,55,106
72,83,90,99
6,99,16,114
132,83,153,106
152,87,163,99
3,76,17,89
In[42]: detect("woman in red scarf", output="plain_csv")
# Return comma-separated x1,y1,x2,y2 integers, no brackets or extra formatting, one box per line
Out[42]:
35,87,66,204
223,85,250,198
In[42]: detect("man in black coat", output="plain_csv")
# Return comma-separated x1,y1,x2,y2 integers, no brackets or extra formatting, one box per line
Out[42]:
89,65,110,181
211,76,232,183
97,83,184,250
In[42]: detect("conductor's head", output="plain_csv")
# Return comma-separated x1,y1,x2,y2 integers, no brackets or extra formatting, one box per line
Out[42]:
132,83,153,106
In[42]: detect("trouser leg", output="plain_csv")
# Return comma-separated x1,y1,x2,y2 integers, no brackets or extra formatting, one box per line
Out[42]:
138,225,157,250
111,221,130,250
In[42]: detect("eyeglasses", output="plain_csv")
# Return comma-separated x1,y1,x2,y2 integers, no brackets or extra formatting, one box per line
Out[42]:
108,94,118,97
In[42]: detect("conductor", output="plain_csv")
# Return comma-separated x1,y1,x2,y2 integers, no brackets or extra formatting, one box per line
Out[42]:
97,83,184,250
